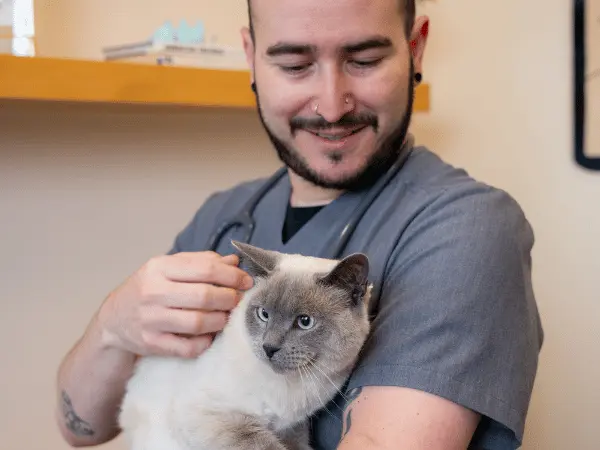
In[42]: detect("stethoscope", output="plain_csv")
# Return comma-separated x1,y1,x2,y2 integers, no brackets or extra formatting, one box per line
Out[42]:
206,134,415,260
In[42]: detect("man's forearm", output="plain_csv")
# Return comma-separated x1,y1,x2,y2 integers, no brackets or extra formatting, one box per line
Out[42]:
55,312,137,447
336,386,480,450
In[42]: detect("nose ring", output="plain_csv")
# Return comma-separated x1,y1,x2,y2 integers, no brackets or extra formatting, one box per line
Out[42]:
313,95,352,115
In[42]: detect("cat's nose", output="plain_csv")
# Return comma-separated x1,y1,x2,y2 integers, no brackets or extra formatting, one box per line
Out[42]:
263,344,281,359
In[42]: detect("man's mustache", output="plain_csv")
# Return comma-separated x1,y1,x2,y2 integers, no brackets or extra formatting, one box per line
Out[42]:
290,112,378,134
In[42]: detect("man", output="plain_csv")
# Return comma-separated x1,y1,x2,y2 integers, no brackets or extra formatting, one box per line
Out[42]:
55,0,543,449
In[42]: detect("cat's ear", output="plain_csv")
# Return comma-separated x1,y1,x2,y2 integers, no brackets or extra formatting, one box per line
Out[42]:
230,240,279,279
319,253,370,306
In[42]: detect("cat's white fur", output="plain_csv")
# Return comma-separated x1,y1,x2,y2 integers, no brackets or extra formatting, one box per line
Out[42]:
118,250,371,450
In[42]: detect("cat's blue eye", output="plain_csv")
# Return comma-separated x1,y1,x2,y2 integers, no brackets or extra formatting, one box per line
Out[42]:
256,307,269,322
297,315,315,330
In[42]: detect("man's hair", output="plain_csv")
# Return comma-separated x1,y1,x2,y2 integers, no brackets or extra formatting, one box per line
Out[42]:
246,0,416,41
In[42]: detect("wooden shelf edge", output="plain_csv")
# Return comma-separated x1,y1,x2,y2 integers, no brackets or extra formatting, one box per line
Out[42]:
0,55,429,111
0,55,256,108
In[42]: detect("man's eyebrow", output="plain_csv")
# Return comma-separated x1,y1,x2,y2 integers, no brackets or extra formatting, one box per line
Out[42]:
266,43,316,57
265,37,393,57
343,37,393,53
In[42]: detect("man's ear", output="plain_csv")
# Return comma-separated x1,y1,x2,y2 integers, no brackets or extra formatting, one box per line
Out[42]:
240,26,256,84
231,240,279,278
409,15,429,76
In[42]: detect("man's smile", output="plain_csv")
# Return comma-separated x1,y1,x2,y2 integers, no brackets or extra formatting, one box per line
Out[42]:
303,126,369,144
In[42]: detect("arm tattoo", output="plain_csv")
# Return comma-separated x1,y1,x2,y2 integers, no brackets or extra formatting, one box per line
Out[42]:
61,391,95,437
339,387,363,443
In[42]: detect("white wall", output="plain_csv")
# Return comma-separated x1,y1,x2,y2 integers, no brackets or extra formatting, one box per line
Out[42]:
1,0,598,449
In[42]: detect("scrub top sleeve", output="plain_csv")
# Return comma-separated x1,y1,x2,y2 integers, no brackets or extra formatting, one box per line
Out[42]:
345,184,544,449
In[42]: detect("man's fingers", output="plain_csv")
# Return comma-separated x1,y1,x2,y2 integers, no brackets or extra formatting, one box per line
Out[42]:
164,253,253,290
146,332,213,359
147,307,229,336
165,283,243,311
221,254,240,265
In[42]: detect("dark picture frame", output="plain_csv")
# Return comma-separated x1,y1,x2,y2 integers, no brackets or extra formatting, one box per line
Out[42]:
574,0,600,170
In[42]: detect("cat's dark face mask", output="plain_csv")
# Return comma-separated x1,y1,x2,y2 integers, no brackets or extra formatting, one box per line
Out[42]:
232,241,371,376
240,0,426,192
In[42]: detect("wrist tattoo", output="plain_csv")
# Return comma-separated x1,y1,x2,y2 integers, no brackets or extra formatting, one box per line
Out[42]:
339,387,363,443
61,391,95,436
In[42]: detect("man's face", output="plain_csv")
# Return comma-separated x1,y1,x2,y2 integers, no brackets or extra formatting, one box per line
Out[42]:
242,0,427,191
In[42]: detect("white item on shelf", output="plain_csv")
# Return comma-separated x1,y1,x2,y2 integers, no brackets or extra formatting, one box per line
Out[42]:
0,0,35,56
102,40,248,71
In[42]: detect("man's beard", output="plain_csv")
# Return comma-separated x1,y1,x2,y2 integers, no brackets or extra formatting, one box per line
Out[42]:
253,63,415,192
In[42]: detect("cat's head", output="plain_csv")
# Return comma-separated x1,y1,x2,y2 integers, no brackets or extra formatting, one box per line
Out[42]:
231,240,372,377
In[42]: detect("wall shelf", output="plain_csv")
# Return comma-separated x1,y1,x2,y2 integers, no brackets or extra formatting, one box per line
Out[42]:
0,55,430,111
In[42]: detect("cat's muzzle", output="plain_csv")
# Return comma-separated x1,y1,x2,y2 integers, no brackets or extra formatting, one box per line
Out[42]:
266,352,317,374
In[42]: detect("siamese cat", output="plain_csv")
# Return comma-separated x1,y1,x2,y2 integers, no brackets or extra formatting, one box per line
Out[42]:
118,240,372,450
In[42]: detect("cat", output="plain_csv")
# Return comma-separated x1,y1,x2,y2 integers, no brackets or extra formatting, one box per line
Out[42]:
118,240,373,450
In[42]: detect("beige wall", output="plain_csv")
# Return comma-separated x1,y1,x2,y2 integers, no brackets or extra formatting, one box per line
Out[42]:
0,101,281,450
1,0,599,449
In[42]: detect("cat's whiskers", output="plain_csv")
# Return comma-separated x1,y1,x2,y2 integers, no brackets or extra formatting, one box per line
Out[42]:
306,364,344,415
309,360,350,403
303,365,342,422
296,365,307,413
298,366,310,404
299,365,321,414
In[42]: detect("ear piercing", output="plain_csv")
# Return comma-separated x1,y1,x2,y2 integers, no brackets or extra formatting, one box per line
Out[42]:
414,72,423,84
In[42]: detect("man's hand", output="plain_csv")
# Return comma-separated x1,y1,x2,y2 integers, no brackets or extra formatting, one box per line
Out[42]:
55,250,254,447
98,251,254,358
337,386,481,450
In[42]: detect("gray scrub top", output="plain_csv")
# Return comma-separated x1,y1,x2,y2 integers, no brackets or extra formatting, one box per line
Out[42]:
168,144,544,450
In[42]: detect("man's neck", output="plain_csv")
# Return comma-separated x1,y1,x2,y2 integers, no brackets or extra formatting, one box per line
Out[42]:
287,170,344,207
